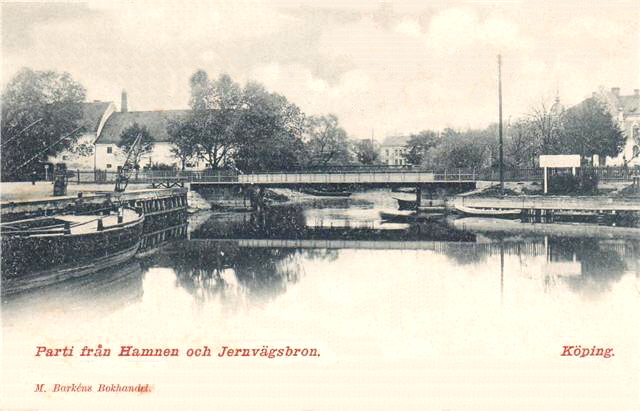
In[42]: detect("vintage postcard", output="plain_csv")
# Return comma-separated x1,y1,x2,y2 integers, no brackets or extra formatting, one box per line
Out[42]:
1,1,639,410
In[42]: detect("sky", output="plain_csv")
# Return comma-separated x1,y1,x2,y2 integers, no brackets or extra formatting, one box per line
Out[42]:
2,0,639,140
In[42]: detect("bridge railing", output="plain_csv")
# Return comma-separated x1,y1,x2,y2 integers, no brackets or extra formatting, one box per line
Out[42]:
61,166,638,185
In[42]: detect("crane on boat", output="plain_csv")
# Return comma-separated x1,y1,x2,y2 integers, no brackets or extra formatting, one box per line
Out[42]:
114,133,143,193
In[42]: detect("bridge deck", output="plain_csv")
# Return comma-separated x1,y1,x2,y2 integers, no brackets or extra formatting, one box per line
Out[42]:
232,171,477,185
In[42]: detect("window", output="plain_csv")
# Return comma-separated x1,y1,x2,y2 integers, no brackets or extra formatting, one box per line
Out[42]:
62,155,68,160
633,145,640,158
106,164,112,169
107,146,113,154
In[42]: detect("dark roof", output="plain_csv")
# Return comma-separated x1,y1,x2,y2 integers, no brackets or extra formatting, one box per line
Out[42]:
381,135,410,146
600,90,640,115
96,110,190,144
80,101,111,132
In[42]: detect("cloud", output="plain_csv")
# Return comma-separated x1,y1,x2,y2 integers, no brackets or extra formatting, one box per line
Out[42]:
2,1,638,139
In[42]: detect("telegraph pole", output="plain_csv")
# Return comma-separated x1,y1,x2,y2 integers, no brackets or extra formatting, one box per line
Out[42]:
498,54,504,191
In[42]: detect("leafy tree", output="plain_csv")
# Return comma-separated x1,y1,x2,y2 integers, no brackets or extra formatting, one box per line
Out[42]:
303,114,352,167
233,82,306,172
117,122,154,169
425,127,494,170
1,68,86,180
353,140,379,165
68,141,94,157
189,72,243,169
172,70,308,172
167,118,198,170
561,97,624,163
403,130,438,165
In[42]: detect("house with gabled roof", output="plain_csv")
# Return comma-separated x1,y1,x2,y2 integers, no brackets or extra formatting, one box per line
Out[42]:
94,98,192,170
52,90,204,171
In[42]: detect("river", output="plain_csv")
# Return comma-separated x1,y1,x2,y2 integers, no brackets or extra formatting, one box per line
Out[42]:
2,190,639,411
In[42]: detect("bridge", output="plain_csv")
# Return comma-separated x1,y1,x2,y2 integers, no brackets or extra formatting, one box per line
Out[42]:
142,170,482,188
142,169,482,209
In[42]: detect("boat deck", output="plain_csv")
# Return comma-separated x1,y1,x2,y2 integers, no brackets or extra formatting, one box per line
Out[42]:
55,209,141,234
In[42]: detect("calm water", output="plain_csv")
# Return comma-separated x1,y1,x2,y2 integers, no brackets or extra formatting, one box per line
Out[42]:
3,191,639,411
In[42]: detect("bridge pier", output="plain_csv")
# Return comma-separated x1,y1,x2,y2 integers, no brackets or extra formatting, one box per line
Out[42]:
248,185,266,212
415,186,422,208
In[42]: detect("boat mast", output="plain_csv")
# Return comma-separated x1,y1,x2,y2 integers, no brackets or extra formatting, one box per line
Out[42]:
498,54,504,191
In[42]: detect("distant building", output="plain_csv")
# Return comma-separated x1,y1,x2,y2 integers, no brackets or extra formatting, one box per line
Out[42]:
595,87,640,166
380,135,410,166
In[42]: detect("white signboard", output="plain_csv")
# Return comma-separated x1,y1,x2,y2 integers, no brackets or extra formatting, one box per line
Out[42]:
539,154,581,168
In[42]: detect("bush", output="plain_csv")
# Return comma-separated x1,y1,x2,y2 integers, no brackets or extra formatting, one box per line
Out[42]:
548,170,598,195
147,162,177,171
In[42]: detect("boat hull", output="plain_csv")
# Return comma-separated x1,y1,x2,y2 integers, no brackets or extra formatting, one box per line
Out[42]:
453,204,521,219
395,198,417,210
1,211,144,296
1,241,141,297
380,211,444,223
301,189,352,197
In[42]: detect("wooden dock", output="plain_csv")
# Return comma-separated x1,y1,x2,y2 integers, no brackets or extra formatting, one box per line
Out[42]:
452,195,640,212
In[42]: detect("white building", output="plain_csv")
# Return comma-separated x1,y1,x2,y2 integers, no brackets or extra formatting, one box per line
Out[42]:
51,91,205,171
48,101,115,169
596,87,640,166
94,107,192,170
379,135,410,166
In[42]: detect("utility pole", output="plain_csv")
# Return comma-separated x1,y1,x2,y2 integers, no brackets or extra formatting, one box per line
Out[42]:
498,54,504,192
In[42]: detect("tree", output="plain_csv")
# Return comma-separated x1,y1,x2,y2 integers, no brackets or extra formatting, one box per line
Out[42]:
561,97,625,163
68,141,94,158
526,103,564,156
189,72,243,169
505,119,539,168
425,127,494,170
233,82,306,172
117,123,154,169
167,118,198,170
302,114,352,167
353,140,379,165
1,68,86,180
403,130,438,165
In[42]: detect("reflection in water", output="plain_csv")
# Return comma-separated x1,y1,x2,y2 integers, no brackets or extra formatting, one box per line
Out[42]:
3,195,639,410
192,204,476,242
150,203,640,303
147,240,307,305
546,237,637,296
2,259,144,324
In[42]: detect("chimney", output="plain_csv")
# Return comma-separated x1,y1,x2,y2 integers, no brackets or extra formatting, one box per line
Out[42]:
635,89,639,96
611,87,620,96
121,90,128,113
